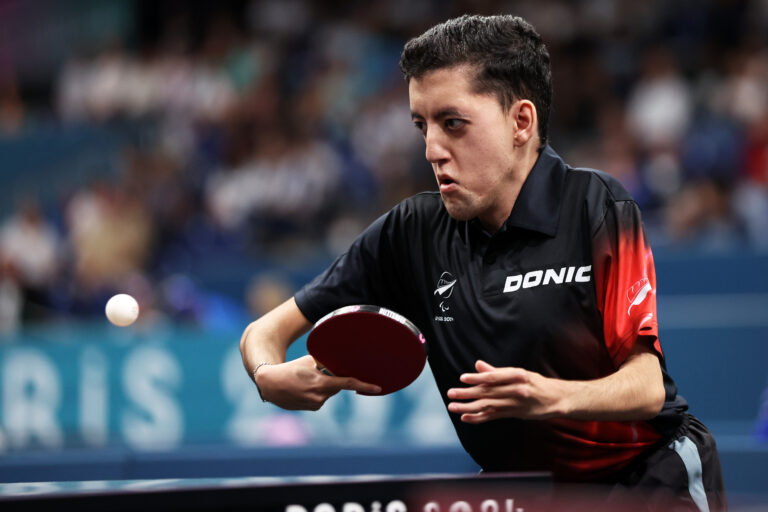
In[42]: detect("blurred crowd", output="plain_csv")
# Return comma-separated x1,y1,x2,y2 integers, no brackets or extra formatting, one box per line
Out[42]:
2,0,768,333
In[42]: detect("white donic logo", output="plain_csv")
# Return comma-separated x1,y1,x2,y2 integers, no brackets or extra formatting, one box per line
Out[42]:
503,265,592,293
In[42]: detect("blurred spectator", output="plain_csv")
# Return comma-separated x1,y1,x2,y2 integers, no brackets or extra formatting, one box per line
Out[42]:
65,183,153,300
720,50,768,127
0,77,25,136
205,126,343,244
663,179,743,250
350,84,425,206
245,272,293,318
0,200,60,321
158,272,249,332
757,375,768,441
57,46,238,123
626,47,692,203
248,0,313,40
0,258,22,334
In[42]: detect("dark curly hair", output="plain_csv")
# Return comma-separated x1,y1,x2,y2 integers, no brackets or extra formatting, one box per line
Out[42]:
400,15,552,150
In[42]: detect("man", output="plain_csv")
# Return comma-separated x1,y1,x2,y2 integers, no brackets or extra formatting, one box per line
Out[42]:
240,14,725,510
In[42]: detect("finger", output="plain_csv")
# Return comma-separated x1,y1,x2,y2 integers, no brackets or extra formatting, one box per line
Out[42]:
447,398,508,415
459,367,528,385
336,377,382,395
475,360,496,372
447,383,521,400
460,412,495,424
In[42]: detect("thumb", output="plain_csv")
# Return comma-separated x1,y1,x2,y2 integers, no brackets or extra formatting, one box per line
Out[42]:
338,376,382,395
475,360,496,372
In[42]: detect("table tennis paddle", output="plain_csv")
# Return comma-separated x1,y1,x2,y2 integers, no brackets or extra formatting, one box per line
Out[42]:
306,305,427,395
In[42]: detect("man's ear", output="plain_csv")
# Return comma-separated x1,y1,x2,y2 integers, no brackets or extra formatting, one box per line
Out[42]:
510,99,537,147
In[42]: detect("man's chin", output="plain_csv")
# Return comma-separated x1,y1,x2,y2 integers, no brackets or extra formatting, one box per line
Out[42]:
441,199,476,222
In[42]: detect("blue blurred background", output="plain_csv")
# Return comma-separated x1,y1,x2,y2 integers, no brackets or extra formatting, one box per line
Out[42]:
0,0,767,500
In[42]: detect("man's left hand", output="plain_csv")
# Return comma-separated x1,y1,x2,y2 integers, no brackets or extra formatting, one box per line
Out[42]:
446,360,565,423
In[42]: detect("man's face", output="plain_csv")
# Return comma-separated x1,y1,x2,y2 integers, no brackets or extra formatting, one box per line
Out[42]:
409,65,519,229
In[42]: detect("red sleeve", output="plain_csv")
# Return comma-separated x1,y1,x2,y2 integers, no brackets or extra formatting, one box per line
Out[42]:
592,200,662,367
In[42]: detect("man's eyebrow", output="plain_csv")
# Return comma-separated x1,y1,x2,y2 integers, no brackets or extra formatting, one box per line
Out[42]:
411,107,467,120
435,107,466,119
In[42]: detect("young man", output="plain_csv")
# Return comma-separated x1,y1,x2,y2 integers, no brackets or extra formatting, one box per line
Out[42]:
240,15,725,510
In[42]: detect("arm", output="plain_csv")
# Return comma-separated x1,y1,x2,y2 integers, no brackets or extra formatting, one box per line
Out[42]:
240,297,380,410
449,190,669,423
446,338,665,423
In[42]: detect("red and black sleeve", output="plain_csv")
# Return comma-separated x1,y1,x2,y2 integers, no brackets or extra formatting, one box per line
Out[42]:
592,200,662,368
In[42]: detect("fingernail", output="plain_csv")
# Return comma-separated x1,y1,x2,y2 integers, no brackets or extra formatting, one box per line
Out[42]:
447,389,456,398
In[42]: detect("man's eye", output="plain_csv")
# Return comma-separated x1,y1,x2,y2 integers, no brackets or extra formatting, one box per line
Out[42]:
413,121,426,134
445,119,465,130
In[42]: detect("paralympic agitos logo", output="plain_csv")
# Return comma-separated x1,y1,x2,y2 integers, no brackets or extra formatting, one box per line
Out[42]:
434,271,457,313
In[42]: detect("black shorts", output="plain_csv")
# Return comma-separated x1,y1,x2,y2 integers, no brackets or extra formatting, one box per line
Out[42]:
604,413,727,511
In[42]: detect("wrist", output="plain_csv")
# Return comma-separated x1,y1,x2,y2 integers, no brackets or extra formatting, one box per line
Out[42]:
550,378,579,418
252,362,274,402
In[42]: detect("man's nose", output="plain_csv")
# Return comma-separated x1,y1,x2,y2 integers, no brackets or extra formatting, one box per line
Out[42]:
425,130,450,164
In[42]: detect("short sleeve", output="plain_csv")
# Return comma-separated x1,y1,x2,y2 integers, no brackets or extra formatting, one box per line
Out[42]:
592,200,661,367
294,207,410,323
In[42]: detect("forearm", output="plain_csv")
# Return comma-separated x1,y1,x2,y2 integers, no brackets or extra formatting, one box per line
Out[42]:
239,298,380,409
557,346,665,421
447,340,666,423
239,297,312,380
240,322,286,377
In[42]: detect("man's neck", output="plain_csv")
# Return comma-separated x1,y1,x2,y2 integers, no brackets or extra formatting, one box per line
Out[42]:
478,145,542,233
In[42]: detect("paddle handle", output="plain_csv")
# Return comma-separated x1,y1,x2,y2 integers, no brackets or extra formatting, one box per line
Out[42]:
313,358,334,376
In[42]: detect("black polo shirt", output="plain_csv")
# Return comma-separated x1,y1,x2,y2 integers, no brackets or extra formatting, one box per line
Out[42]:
295,146,688,481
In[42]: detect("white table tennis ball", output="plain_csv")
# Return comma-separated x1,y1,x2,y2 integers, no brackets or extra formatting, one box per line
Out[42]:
105,294,140,327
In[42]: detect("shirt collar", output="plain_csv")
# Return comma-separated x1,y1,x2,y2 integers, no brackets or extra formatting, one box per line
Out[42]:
503,144,567,237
